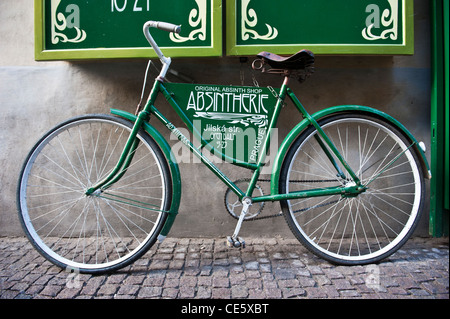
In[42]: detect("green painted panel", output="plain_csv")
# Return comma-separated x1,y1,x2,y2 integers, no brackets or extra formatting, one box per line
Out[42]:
444,0,449,212
226,0,414,55
35,0,222,60
430,0,449,237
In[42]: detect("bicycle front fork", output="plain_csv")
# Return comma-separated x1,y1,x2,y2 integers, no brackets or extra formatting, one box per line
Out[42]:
85,110,149,196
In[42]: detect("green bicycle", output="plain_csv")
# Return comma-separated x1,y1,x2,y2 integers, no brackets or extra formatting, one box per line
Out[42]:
17,21,431,274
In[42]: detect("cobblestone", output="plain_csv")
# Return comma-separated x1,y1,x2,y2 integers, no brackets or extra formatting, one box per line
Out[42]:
0,236,448,301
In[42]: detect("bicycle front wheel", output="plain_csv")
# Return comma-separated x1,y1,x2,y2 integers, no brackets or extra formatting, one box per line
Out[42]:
280,113,425,265
17,114,172,274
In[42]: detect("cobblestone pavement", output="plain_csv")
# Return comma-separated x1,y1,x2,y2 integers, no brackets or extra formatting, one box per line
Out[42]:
0,236,448,300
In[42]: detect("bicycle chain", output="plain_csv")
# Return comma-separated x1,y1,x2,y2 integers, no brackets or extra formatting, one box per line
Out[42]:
224,178,339,221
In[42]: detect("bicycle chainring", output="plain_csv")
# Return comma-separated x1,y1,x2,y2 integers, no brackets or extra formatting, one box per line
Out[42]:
224,179,265,220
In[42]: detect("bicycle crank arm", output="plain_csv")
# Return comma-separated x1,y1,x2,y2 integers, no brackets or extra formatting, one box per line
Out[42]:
227,197,252,248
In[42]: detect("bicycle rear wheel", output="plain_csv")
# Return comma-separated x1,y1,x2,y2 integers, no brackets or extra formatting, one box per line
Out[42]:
17,114,172,274
280,113,425,265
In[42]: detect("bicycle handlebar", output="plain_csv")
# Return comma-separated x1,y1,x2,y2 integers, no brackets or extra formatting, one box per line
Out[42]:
143,21,181,80
147,21,181,34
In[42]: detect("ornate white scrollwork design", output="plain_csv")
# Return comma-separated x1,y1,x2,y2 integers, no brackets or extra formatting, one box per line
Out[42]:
169,0,207,43
362,0,399,41
194,112,268,128
51,0,87,44
241,0,278,41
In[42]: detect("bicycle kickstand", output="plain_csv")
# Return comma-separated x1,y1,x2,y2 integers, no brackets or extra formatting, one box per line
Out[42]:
227,197,252,248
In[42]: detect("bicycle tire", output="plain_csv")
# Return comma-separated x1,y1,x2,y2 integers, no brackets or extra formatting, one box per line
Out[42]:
17,114,172,274
279,113,425,265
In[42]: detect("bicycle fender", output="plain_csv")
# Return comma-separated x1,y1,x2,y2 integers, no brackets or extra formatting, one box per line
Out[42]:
110,109,181,238
271,105,431,196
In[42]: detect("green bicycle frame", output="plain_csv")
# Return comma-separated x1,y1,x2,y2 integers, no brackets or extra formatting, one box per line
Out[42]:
87,77,366,203
87,20,431,222
86,20,430,238
84,72,431,238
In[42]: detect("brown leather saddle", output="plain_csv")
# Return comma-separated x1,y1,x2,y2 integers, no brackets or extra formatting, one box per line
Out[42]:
254,50,315,82
257,50,315,70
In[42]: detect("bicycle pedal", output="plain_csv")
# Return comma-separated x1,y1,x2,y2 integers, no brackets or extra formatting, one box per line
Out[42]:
226,236,246,248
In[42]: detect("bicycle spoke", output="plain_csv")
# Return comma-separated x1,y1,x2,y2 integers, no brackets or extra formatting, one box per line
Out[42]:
281,115,423,264
18,115,170,273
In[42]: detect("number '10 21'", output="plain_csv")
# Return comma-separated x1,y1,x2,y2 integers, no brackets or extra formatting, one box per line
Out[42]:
111,0,150,12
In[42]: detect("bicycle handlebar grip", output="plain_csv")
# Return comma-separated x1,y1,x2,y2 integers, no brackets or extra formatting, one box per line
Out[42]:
147,21,181,34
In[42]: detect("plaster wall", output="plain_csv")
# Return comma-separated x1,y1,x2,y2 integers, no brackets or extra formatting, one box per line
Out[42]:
0,0,431,238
